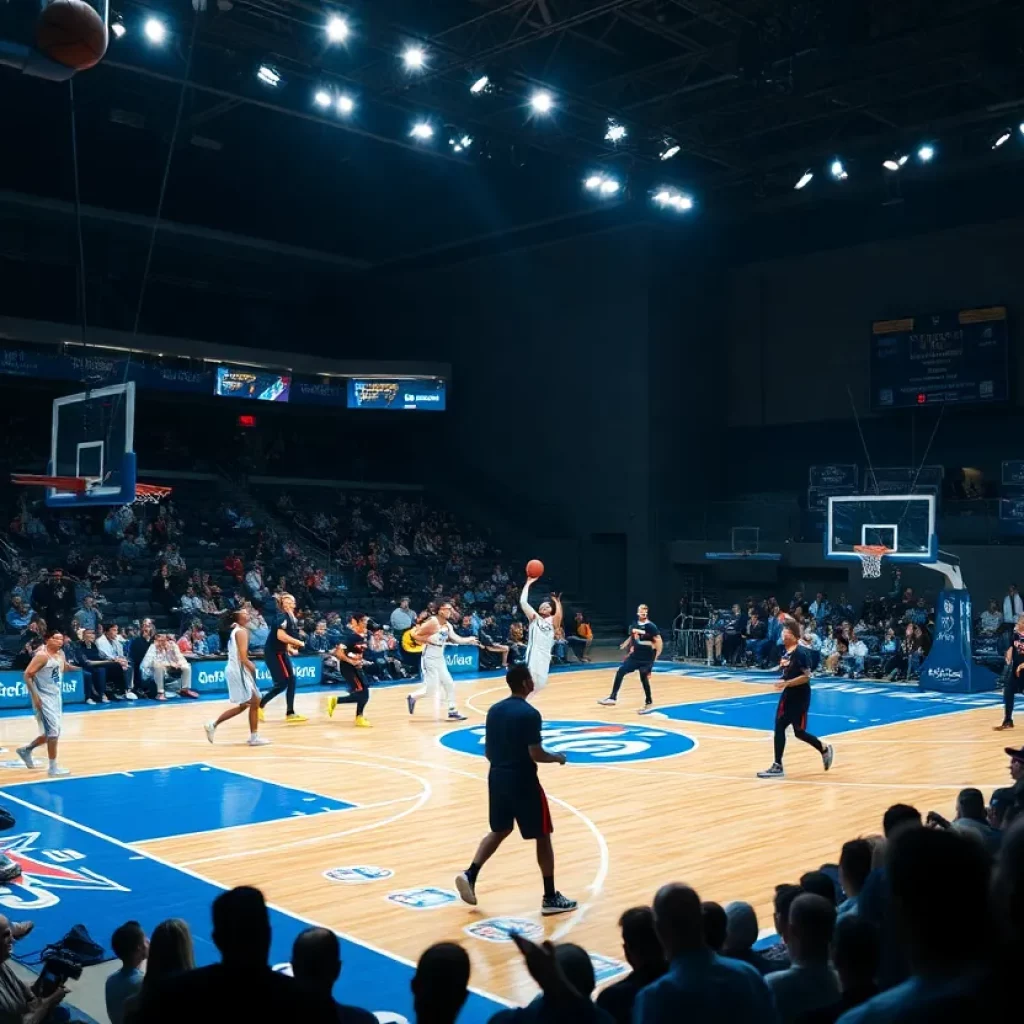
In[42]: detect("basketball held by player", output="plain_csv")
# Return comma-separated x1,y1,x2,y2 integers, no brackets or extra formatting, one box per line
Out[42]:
205,609,269,747
519,576,562,695
758,616,834,779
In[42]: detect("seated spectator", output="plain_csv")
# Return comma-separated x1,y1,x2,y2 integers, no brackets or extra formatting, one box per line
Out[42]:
836,839,874,919
223,551,245,583
926,787,1002,856
838,826,992,1024
979,599,1002,636
66,628,107,704
800,870,838,906
596,907,667,1024
721,901,773,976
142,634,197,700
507,622,527,665
411,943,470,1024
5,597,32,633
307,620,331,654
809,592,831,622
802,916,879,1024
177,623,209,658
179,585,203,619
844,635,867,677
106,920,148,1024
290,928,376,1024
477,616,508,669
552,626,568,664
72,594,102,634
98,623,137,701
701,901,727,952
138,886,334,1024
124,919,194,1024
706,605,738,665
0,914,70,1024
247,606,269,648
568,612,592,663
760,883,803,969
365,628,406,681
801,621,822,670
634,884,774,1024
766,893,839,1023
742,612,768,665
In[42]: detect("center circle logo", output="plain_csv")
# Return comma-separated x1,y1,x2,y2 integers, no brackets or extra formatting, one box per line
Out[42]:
440,720,696,764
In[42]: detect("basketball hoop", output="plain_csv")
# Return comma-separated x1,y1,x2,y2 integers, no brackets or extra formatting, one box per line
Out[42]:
854,544,890,579
131,483,173,505
11,474,171,506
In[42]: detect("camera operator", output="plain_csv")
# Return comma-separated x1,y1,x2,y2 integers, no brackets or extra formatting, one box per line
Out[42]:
0,915,70,1024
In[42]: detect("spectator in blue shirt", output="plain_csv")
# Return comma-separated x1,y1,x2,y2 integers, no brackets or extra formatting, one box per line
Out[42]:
105,920,147,1024
73,594,102,633
809,592,831,622
4,597,31,632
633,883,777,1024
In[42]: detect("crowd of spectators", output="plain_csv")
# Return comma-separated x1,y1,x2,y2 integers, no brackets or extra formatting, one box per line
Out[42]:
699,578,1024,683
19,755,1005,1023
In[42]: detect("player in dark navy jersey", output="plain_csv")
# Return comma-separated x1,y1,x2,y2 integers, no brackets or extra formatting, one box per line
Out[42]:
326,612,371,728
995,613,1024,730
599,604,662,714
455,664,577,916
758,617,834,779
259,592,307,724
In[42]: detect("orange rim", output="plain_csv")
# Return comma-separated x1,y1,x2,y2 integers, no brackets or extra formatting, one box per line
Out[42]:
135,483,173,499
854,544,890,556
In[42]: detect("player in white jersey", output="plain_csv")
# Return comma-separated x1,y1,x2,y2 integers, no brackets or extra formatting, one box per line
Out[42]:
205,609,270,746
520,579,562,693
407,601,478,721
18,631,71,776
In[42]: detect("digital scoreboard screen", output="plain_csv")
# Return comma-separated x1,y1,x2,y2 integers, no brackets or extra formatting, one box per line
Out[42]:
346,378,446,411
215,367,291,402
870,306,1008,410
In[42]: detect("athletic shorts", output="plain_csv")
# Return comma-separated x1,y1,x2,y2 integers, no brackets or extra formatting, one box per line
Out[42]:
776,682,811,731
488,774,552,840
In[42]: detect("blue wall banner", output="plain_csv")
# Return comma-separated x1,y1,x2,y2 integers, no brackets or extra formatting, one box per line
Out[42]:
918,590,997,694
445,647,478,674
870,306,1009,410
0,669,84,711
191,656,322,693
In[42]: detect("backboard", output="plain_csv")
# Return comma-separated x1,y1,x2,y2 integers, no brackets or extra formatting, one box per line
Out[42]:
47,382,137,507
825,494,937,563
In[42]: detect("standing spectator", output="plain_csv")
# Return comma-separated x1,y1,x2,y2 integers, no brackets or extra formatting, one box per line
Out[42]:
106,921,148,1024
97,623,137,700
73,594,102,634
290,928,376,1024
766,894,839,1023
597,907,667,1024
151,565,177,615
634,884,775,1024
31,568,75,633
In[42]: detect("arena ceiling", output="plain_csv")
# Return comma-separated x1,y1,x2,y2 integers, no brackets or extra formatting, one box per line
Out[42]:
2,0,1024,285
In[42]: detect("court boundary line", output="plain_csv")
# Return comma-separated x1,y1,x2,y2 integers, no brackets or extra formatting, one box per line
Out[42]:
0,787,514,1010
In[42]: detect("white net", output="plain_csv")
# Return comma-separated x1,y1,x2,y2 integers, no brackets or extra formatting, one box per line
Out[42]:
854,547,888,578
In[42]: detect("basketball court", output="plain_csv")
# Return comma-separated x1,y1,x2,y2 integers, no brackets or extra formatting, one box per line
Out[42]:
0,662,1008,1021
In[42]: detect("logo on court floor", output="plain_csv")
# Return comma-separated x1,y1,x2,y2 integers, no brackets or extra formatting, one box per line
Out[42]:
590,953,628,984
324,866,393,884
440,721,696,765
386,886,458,910
0,832,128,911
464,917,543,943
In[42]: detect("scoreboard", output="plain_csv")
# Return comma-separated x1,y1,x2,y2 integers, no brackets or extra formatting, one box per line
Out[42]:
870,306,1009,410
346,378,446,411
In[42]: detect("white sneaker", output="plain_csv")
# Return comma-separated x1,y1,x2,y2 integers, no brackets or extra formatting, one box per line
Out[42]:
247,734,271,747
85,699,96,705
15,747,35,770
167,692,179,699
47,765,70,777
204,722,216,745
598,697,617,706
124,692,138,701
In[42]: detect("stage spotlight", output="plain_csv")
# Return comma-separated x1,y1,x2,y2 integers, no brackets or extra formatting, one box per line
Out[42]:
326,15,349,43
257,65,281,87
883,154,909,171
583,172,620,197
470,75,490,95
110,14,126,38
659,140,681,161
605,120,627,144
403,46,426,70
830,159,848,181
917,144,934,162
1019,123,1024,136
530,89,554,114
410,121,434,141
449,133,473,153
143,16,166,43
314,89,332,109
600,178,620,195
584,175,603,191
337,94,355,115
993,130,1011,149
653,188,693,212
794,169,813,190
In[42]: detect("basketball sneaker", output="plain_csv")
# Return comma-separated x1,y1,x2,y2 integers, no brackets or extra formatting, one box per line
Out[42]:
47,765,70,777
541,892,578,916
124,691,138,701
447,710,467,721
455,872,477,906
598,697,617,706
355,716,372,728
757,763,785,779
204,722,216,744
327,696,338,719
407,694,417,715
995,721,1015,731
15,748,35,770
247,735,271,746
822,744,835,771
638,702,656,715
285,713,308,724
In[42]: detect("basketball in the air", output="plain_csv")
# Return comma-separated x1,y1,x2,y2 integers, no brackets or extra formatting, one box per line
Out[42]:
36,0,108,71
526,559,544,579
